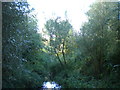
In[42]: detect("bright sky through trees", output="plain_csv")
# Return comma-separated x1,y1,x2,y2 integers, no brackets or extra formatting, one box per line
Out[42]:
27,0,96,33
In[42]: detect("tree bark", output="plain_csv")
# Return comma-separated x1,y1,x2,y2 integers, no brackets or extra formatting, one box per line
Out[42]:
54,48,64,67
62,40,66,65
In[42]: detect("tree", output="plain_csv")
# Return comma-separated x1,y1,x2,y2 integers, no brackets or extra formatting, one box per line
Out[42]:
2,2,45,88
45,17,73,66
76,2,119,77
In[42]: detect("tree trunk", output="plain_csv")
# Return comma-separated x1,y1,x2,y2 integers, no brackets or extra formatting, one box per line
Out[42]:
54,48,64,67
62,40,66,65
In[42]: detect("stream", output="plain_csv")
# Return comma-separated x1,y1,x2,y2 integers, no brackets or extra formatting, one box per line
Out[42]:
41,81,61,89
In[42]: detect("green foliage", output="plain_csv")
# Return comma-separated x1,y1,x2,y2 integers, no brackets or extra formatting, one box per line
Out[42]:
2,1,120,88
2,2,46,88
75,2,119,77
45,17,73,66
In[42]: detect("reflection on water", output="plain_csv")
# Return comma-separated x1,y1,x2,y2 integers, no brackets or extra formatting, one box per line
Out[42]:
41,81,61,89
